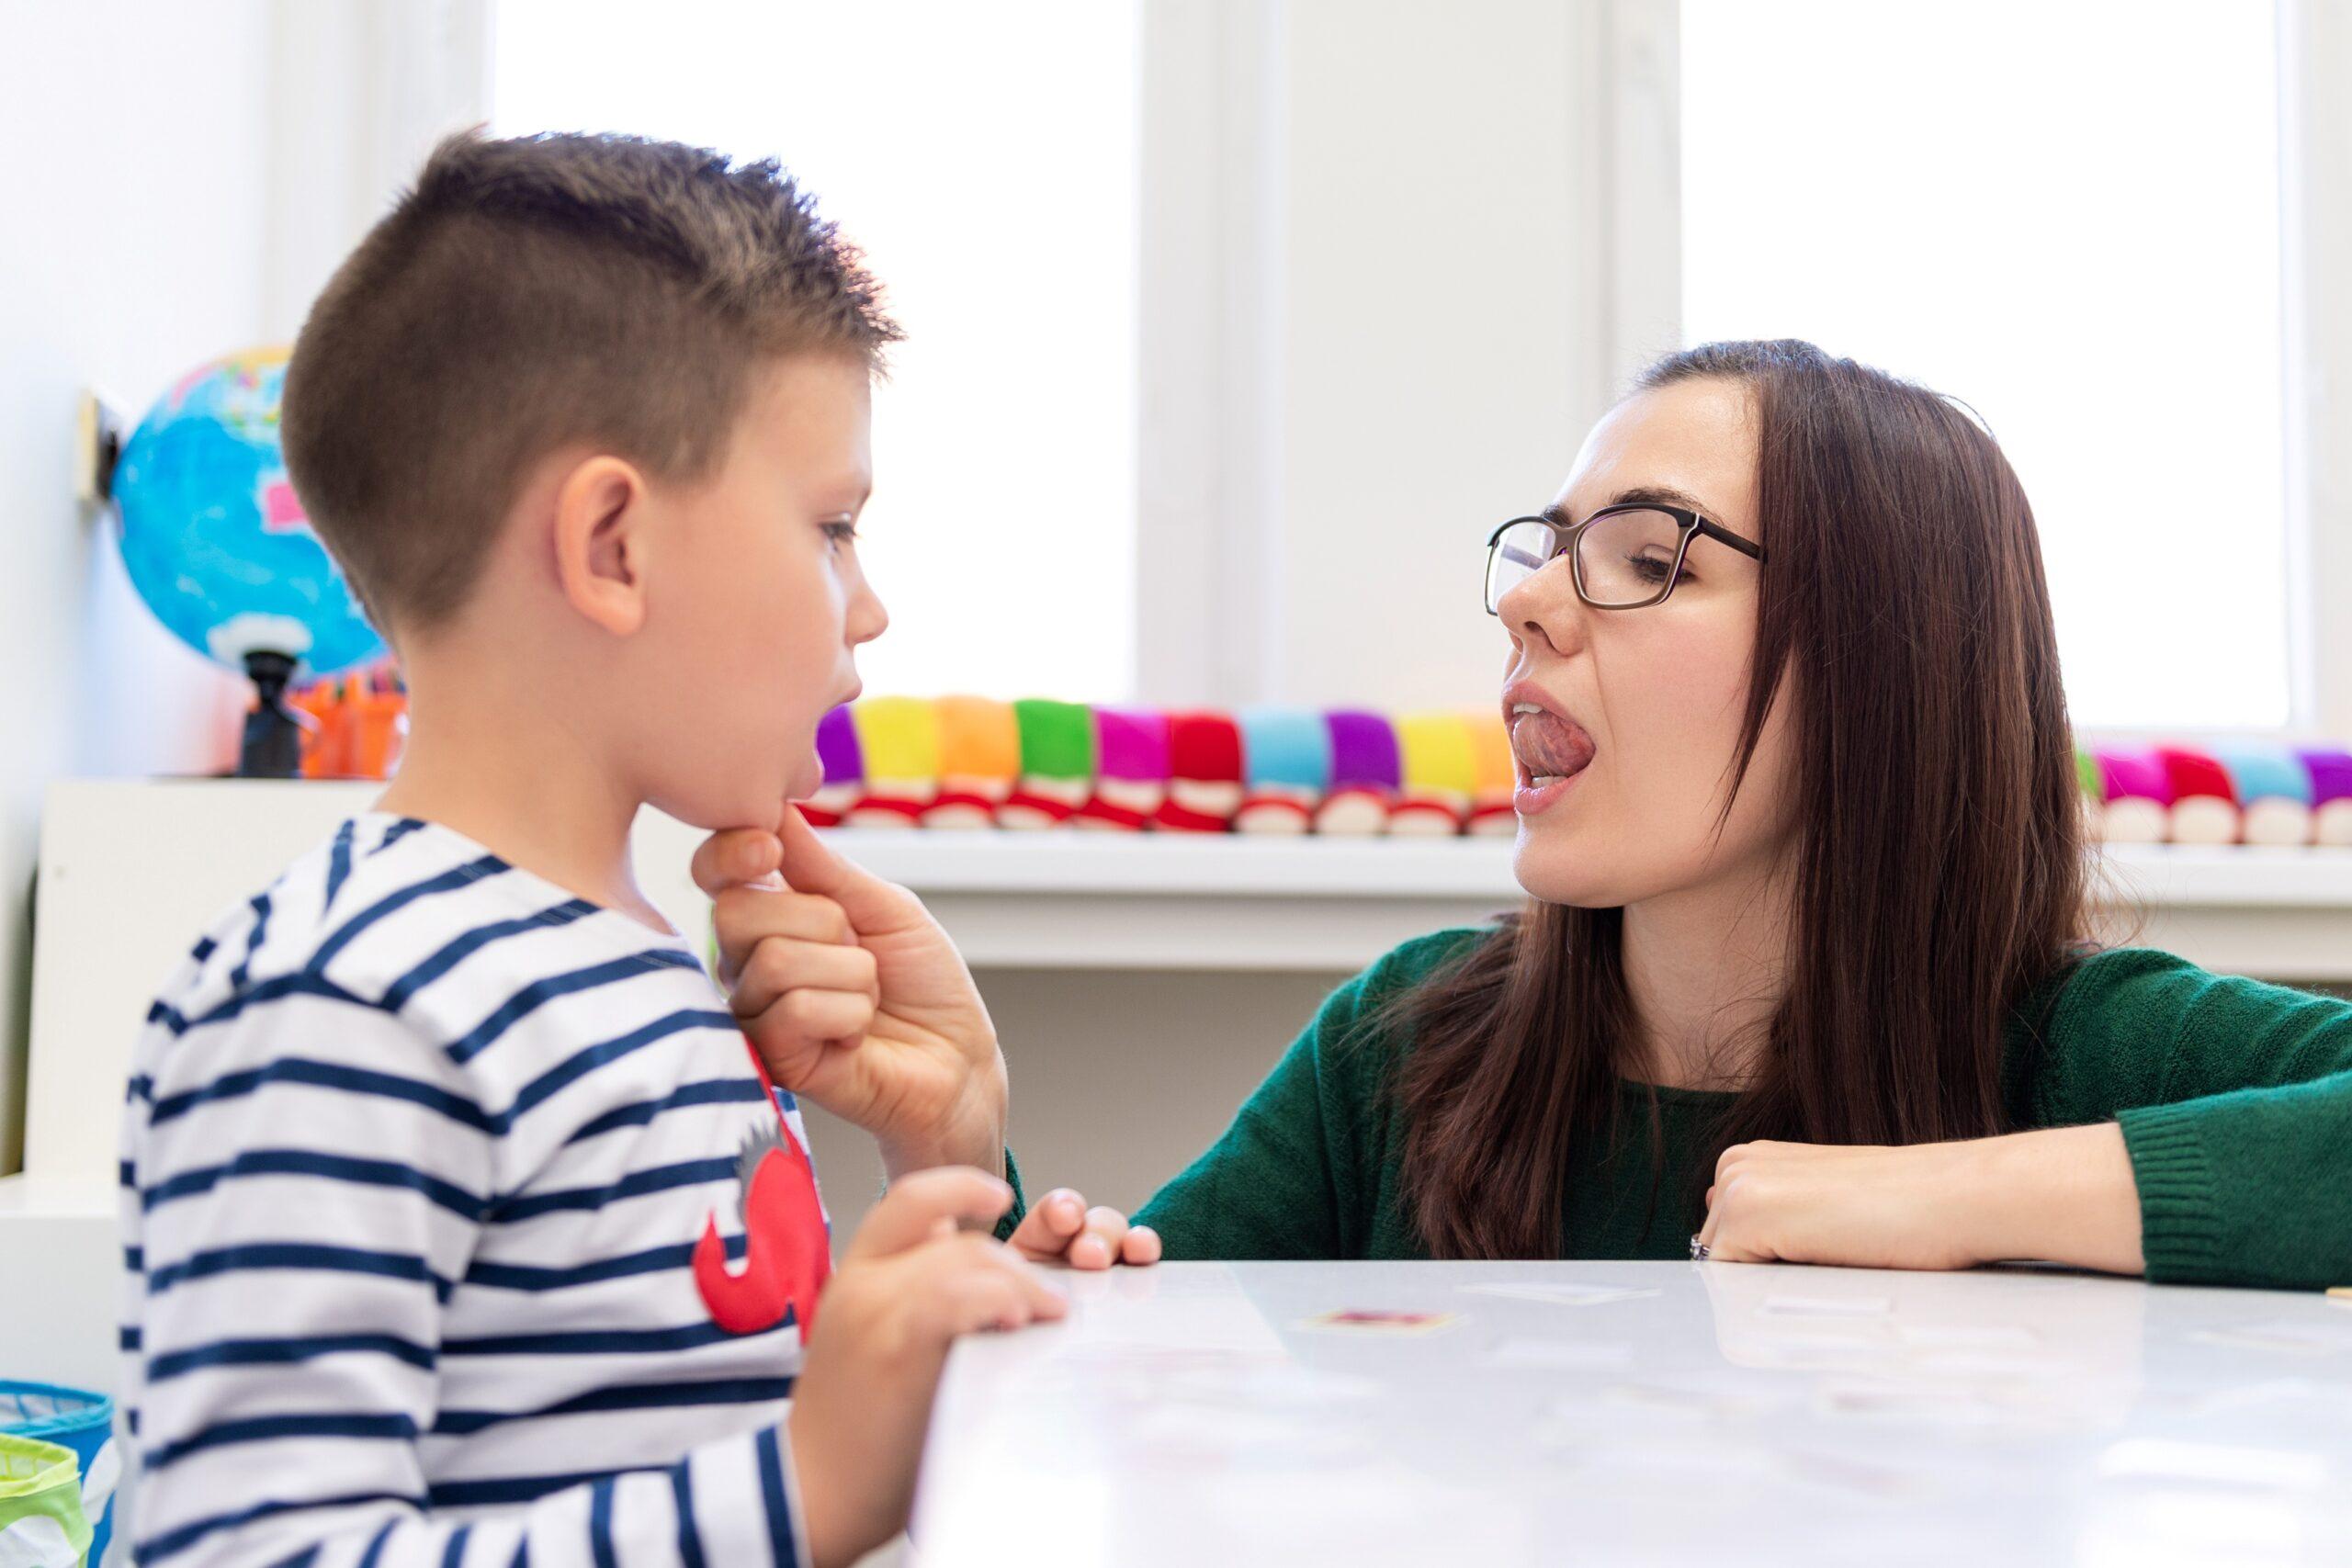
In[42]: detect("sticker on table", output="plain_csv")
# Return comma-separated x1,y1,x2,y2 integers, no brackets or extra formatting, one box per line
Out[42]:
1459,1281,1661,1308
1298,1310,1460,1336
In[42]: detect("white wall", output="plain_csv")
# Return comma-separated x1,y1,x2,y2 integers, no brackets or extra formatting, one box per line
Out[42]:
0,0,485,1171
0,0,276,1169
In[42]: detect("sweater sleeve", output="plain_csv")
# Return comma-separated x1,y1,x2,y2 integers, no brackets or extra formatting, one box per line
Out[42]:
1134,929,1485,1260
122,998,812,1568
2024,947,2352,1289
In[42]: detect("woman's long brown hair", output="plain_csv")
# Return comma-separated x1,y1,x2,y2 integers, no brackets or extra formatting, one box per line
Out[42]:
1393,340,2087,1259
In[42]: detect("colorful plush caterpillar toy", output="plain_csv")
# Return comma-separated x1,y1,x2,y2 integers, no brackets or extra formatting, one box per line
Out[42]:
806,702,2352,847
2083,744,2352,847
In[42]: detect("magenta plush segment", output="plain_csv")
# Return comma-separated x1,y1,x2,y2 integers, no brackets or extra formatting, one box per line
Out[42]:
2297,748,2352,806
2097,749,2173,806
1094,707,1171,782
816,705,862,784
1326,709,1402,790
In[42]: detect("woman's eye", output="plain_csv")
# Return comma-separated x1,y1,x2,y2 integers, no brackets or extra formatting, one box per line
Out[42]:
1625,552,1676,585
821,521,860,548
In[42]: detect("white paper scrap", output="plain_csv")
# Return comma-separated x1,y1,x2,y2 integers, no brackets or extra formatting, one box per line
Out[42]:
1460,1282,1662,1308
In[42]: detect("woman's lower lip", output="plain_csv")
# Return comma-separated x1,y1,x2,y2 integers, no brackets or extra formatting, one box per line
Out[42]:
1513,768,1584,816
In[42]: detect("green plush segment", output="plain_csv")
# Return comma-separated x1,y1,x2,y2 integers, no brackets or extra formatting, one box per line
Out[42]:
1013,699,1095,779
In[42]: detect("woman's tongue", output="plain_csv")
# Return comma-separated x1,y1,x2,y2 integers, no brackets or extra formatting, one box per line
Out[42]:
1513,710,1596,784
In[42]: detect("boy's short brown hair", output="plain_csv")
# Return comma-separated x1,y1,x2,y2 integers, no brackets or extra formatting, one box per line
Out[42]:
282,130,900,635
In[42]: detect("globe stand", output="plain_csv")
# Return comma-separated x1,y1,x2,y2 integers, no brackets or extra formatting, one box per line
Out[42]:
239,650,304,779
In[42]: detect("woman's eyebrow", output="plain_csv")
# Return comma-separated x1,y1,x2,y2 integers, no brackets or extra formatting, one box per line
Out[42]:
1541,484,1713,525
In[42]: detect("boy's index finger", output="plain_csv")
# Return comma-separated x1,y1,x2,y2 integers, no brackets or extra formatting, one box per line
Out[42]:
691,827,782,896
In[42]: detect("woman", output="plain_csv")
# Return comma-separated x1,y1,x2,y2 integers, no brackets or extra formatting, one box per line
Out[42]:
704,340,2350,1288
1123,340,2350,1287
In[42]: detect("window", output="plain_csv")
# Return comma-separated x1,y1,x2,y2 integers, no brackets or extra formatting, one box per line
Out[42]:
492,0,1140,700
1679,0,2289,729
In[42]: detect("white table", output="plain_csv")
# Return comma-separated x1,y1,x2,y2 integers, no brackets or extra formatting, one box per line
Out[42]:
914,1260,2352,1567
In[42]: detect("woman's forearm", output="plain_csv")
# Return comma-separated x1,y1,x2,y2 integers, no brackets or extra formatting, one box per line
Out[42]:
1966,1122,2145,1275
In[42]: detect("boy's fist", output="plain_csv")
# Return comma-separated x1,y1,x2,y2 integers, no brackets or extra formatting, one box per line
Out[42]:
696,807,1008,1179
788,1168,1065,1568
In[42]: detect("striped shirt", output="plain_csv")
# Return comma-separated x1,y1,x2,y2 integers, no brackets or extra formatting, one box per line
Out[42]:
119,815,820,1568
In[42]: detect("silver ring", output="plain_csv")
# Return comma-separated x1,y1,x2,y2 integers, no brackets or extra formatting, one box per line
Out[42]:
1689,1235,1711,1261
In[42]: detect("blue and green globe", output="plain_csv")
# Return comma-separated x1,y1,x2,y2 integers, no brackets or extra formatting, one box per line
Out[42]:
112,348,385,676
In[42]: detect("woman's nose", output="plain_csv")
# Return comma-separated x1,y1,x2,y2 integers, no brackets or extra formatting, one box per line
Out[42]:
1495,558,1585,658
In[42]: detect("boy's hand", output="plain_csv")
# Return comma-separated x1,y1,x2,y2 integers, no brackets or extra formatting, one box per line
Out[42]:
1007,1187,1162,1269
696,807,1008,1179
788,1168,1065,1568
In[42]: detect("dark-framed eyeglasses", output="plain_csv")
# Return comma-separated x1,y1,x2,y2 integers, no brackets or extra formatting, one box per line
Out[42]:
1484,504,1766,614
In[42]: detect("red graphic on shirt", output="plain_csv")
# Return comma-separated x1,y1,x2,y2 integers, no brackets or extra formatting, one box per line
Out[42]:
694,1042,831,1340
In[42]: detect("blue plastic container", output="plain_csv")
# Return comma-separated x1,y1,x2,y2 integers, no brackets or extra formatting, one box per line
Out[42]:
0,1385,116,1568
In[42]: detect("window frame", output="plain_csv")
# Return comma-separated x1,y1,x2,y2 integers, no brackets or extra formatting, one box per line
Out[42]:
428,1,2349,734
1649,0,2351,743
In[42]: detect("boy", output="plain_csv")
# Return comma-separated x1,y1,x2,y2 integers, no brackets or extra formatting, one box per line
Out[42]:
119,131,1148,1568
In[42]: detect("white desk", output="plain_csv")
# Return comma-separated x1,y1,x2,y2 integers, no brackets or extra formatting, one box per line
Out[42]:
915,1260,2352,1567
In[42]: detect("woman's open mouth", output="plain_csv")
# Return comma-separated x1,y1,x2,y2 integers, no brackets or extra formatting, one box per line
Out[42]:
1506,694,1596,817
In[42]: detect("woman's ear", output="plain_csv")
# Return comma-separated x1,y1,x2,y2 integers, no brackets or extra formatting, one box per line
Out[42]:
550,455,650,637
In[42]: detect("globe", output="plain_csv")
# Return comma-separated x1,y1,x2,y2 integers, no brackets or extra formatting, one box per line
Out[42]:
112,347,385,678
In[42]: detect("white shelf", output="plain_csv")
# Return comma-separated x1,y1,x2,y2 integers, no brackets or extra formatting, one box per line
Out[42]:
796,830,2352,906
23,779,2352,1188
790,828,1523,897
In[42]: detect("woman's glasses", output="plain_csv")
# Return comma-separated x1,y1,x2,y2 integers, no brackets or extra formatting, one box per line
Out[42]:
1485,504,1765,614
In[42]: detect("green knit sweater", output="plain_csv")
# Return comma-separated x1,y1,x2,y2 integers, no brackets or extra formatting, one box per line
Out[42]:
1132,928,2352,1289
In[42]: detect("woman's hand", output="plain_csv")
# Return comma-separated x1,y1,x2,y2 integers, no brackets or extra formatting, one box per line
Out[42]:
696,807,1008,1181
1696,1122,2146,1275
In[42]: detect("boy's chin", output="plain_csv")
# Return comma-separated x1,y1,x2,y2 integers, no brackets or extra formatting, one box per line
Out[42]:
781,756,827,812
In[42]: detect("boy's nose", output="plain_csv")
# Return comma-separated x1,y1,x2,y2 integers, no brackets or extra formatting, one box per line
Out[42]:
849,583,888,646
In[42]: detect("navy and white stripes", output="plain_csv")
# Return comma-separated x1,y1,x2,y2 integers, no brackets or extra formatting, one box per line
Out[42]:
120,814,816,1568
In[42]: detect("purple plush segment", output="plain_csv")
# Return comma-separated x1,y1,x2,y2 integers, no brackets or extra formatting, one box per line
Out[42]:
1094,707,1171,782
1326,709,1402,790
2096,749,2172,806
2297,748,2352,806
816,705,863,784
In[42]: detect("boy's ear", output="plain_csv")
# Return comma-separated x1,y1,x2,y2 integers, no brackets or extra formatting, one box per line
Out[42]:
550,455,651,637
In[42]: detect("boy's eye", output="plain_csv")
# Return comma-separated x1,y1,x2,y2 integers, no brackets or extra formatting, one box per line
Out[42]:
821,520,859,548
